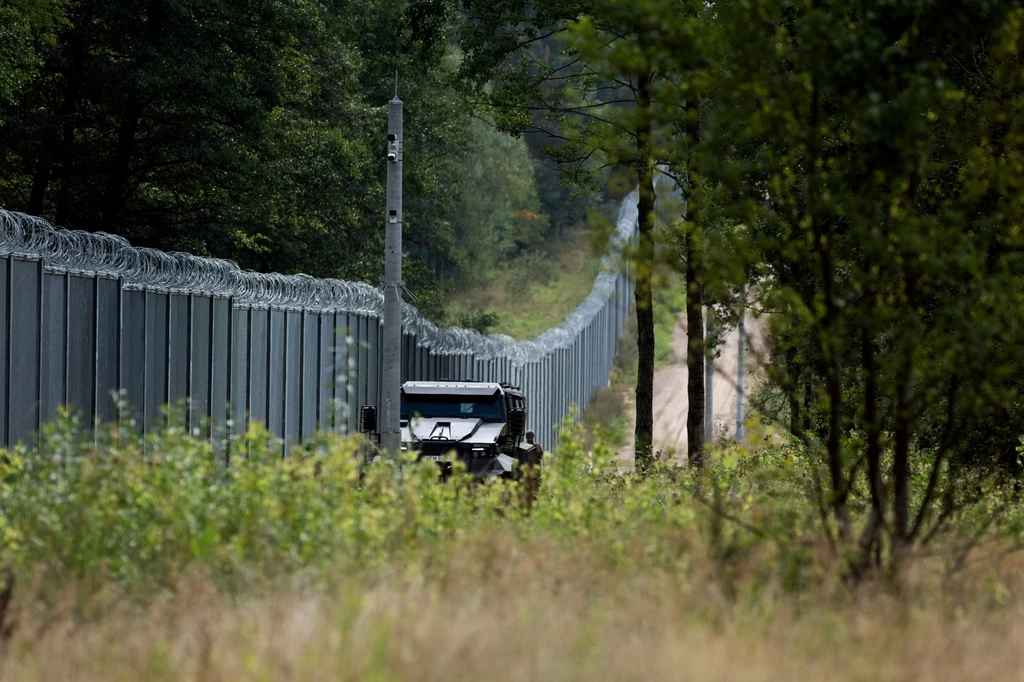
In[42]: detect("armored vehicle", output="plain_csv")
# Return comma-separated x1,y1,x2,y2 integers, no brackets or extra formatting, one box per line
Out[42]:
360,381,533,478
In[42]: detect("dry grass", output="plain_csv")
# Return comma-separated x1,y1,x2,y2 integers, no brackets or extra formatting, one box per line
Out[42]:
4,536,1024,682
4,421,1024,680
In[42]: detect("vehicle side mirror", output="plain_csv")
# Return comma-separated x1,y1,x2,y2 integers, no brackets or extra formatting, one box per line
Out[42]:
360,405,378,434
508,407,526,436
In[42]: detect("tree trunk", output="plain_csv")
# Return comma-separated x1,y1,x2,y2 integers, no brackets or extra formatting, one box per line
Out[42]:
27,131,57,215
860,323,885,559
684,96,704,467
685,229,704,467
102,0,165,226
786,347,803,438
54,41,86,226
807,68,849,538
893,271,917,555
103,96,145,225
633,71,656,473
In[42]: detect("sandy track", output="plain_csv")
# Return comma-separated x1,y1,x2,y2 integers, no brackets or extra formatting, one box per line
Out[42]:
617,311,767,466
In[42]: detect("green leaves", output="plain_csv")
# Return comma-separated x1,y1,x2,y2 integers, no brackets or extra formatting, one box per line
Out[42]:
0,0,469,305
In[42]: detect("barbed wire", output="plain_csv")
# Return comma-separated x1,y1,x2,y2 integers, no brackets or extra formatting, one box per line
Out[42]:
0,187,641,363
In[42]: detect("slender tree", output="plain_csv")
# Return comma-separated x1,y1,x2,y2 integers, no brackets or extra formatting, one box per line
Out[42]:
458,0,718,470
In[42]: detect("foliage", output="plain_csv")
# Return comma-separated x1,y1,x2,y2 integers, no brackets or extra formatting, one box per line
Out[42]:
0,0,466,306
458,0,684,469
697,0,1024,565
448,307,499,334
456,0,1024,570
0,414,826,595
445,117,553,282
0,0,66,123
3,415,1022,605
580,385,628,449
445,224,607,339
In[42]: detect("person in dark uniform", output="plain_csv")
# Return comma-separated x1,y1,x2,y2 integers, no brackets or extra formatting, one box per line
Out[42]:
521,430,543,509
525,430,543,462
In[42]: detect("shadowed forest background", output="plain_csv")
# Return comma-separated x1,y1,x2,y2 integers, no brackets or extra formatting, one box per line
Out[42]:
0,0,612,326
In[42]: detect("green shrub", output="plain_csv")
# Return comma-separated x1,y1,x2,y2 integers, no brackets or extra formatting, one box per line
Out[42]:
2,410,1018,604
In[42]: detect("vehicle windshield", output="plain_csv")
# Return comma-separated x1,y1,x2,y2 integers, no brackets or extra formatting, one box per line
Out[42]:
401,394,505,421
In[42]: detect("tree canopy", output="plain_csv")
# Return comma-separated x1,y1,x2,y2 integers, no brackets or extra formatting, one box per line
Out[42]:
0,0,469,311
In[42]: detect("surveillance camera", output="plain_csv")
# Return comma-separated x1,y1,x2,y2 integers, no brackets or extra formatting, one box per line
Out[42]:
387,133,397,142
387,152,397,162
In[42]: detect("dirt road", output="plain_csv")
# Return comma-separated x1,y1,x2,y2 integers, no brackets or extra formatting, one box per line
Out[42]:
617,311,767,466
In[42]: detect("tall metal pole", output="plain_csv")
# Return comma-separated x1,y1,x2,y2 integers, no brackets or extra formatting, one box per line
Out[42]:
736,283,746,444
381,93,403,454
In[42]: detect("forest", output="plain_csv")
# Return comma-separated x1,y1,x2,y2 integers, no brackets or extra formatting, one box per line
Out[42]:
3,0,1024,680
0,0,601,320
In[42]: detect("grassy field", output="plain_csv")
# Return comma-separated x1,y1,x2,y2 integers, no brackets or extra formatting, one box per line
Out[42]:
2,417,1024,680
5,540,1024,682
446,226,608,340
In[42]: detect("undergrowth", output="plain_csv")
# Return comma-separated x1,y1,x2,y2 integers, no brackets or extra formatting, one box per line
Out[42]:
0,411,824,597
2,411,1020,598
2,414,1024,680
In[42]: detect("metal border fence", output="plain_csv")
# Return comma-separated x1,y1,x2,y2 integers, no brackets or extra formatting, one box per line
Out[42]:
0,189,643,454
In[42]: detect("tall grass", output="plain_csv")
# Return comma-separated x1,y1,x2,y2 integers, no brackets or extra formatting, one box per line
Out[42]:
1,413,1023,680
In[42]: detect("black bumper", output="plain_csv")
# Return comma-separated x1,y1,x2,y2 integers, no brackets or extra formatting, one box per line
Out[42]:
414,444,511,478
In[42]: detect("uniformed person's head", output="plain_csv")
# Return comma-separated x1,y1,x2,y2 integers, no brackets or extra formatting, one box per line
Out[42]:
525,430,535,444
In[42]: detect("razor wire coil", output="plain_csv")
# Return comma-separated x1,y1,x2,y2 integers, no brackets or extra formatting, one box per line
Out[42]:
0,188,640,363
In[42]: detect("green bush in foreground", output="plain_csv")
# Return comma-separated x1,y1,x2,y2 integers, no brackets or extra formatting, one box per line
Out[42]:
0,411,1021,602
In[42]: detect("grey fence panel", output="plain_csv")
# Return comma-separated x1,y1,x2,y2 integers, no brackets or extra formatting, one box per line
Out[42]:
211,297,230,443
95,278,119,423
299,313,317,441
120,288,146,426
336,312,353,434
9,258,41,444
417,345,428,381
318,314,333,432
0,258,7,442
66,275,95,424
548,354,556,448
230,307,250,436
354,314,368,419
283,311,301,449
144,291,169,430
168,294,189,408
541,356,550,447
401,332,412,383
190,295,213,433
249,308,269,426
268,310,286,436
367,319,379,419
39,271,66,425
